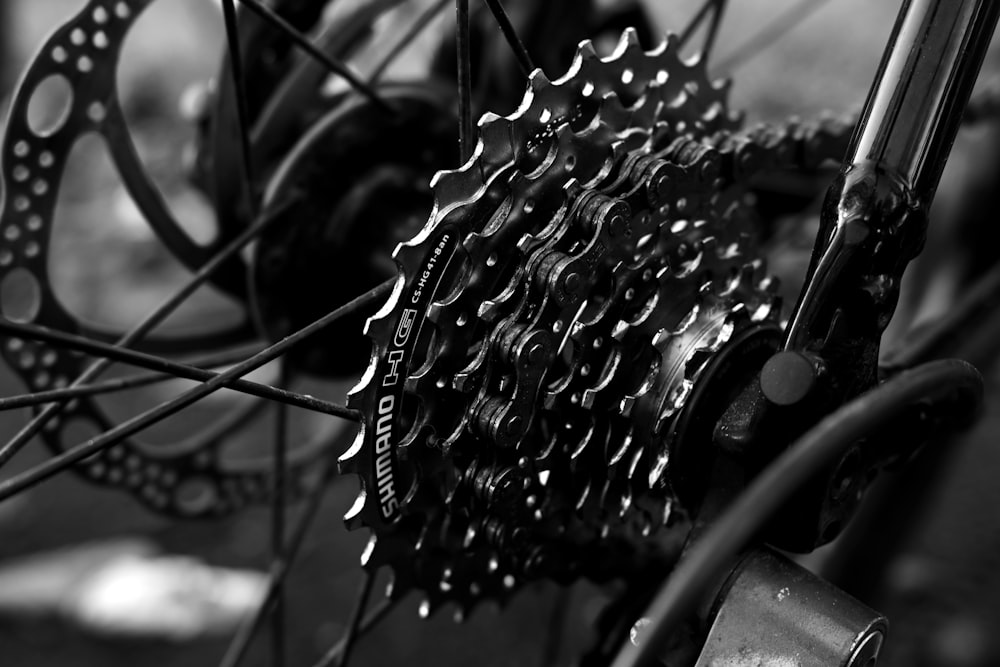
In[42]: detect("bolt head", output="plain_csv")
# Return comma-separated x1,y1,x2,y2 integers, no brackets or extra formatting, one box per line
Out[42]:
761,351,818,406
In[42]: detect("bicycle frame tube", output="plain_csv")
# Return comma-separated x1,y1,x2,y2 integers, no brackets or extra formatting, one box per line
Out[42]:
729,0,1000,553
781,0,1000,372
851,0,1000,197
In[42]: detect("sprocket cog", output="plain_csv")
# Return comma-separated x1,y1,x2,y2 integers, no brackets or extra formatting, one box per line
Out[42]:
342,29,852,616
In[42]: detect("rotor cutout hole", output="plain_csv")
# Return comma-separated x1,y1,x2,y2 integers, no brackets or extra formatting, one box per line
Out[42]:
33,371,51,389
175,476,218,515
17,347,37,370
40,349,57,367
71,28,87,46
77,56,94,73
115,2,131,19
88,101,106,123
50,133,242,335
116,0,221,246
26,74,74,137
93,6,110,24
1,268,42,323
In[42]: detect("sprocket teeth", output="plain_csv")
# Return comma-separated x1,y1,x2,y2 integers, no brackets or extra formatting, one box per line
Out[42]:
658,32,680,58
528,69,553,96
360,534,393,568
575,39,599,64
336,25,844,619
607,27,637,61
621,26,643,49
344,491,367,531
338,436,363,475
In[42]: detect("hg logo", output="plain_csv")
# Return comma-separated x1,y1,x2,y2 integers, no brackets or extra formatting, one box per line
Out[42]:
382,308,416,388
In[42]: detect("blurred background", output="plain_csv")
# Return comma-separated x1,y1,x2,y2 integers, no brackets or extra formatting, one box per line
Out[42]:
1,1,1000,666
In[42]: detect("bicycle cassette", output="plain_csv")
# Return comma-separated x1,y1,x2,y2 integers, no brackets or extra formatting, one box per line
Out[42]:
342,30,851,615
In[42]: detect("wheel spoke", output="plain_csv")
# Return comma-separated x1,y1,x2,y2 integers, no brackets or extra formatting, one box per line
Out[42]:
482,0,534,77
335,571,375,667
678,0,728,63
0,279,393,502
0,344,263,411
0,319,356,419
221,450,340,667
312,600,393,667
221,0,260,219
369,0,450,84
882,256,1000,371
234,0,394,114
455,0,474,163
271,364,290,667
0,197,298,470
714,0,836,73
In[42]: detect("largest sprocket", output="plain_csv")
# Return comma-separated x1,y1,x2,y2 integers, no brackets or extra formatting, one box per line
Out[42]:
342,30,851,616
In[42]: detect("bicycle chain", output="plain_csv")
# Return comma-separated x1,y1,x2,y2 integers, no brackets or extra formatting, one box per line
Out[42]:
344,30,852,614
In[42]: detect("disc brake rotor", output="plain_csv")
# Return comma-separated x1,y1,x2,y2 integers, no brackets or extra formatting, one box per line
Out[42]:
0,0,417,516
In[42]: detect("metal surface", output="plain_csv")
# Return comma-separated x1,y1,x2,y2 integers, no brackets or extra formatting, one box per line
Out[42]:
613,359,982,667
711,0,1000,553
786,0,1000,354
847,0,1000,199
344,29,854,614
696,548,887,667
